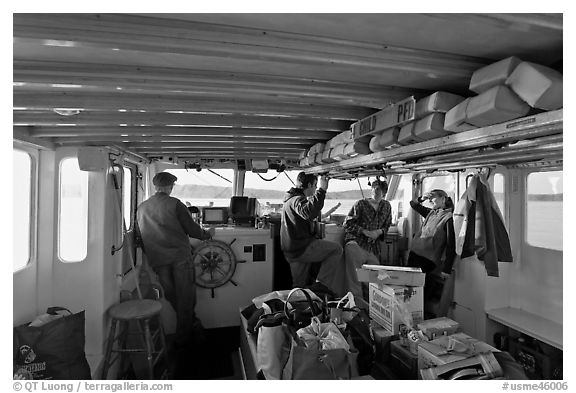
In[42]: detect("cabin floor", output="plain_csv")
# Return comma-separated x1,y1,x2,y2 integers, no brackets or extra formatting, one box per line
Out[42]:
120,326,242,380
166,327,242,380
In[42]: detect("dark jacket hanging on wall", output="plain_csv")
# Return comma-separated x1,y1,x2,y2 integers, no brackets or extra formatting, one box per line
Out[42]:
453,175,513,277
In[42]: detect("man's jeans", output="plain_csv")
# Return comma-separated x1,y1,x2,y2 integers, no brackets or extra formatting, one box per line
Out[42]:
344,241,380,297
153,259,202,346
286,239,343,295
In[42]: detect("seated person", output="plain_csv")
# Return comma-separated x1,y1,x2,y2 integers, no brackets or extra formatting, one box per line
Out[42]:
280,172,344,295
343,179,392,296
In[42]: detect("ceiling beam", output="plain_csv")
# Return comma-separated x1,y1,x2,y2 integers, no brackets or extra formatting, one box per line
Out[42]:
24,126,336,139
127,142,307,150
13,127,55,150
14,91,374,120
14,61,421,108
52,135,322,144
14,111,351,131
14,14,487,77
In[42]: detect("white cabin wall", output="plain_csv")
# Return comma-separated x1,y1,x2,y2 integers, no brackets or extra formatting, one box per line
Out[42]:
485,169,563,323
452,168,512,342
49,147,124,374
13,147,49,326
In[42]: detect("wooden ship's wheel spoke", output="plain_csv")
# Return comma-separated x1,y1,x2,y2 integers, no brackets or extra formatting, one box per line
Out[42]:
191,239,237,289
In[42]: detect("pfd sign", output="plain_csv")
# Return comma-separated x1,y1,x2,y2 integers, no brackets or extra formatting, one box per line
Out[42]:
353,96,415,140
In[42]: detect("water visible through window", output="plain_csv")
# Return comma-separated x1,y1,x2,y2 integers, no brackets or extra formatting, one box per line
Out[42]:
526,171,562,251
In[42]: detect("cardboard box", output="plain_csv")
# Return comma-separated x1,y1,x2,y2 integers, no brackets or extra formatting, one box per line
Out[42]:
417,332,498,370
469,56,523,94
415,91,465,119
370,321,398,362
466,85,530,128
368,283,424,335
358,265,425,287
391,340,419,379
505,61,563,110
417,317,460,340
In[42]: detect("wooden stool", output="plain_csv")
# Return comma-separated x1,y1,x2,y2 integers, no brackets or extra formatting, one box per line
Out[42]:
101,299,166,379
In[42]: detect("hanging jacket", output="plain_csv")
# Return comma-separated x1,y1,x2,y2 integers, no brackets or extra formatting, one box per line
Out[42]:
453,175,512,277
280,187,325,259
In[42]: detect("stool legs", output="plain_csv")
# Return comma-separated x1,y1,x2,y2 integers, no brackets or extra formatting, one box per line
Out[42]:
142,319,155,380
101,316,165,380
101,319,118,379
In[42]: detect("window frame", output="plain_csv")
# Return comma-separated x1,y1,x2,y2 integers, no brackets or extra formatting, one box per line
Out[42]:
57,156,89,263
492,171,507,227
524,168,563,251
13,145,38,273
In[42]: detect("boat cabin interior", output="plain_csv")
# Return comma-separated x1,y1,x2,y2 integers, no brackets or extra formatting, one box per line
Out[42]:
13,13,563,381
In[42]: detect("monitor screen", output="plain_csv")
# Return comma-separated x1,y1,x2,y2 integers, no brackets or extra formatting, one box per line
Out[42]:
202,207,229,225
230,196,250,218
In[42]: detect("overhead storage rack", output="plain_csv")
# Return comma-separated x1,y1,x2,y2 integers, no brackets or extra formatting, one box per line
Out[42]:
304,109,562,178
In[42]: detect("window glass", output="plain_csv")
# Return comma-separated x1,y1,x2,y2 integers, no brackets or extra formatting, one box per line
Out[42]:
526,171,562,251
167,168,234,209
59,157,89,262
244,171,371,216
13,149,32,271
493,173,505,221
388,174,412,225
122,166,132,229
421,174,456,207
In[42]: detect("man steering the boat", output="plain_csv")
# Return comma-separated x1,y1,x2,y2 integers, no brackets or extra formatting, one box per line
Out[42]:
135,171,215,348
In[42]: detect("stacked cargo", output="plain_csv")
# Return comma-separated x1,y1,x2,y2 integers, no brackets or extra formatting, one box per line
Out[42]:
297,142,325,168
297,58,561,169
445,56,563,131
393,92,465,148
357,265,425,334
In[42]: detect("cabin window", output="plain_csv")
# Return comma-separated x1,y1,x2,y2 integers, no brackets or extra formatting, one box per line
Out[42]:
388,174,412,225
244,170,300,215
58,157,89,262
244,170,369,216
421,174,456,203
525,170,562,251
493,173,506,223
13,148,33,271
166,168,233,209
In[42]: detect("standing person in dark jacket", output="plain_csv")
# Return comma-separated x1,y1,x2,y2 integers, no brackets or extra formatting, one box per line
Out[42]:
408,189,456,277
280,172,343,294
343,179,393,296
135,171,214,348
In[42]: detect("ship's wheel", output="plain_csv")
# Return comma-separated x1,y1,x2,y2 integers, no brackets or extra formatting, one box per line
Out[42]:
191,239,238,295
